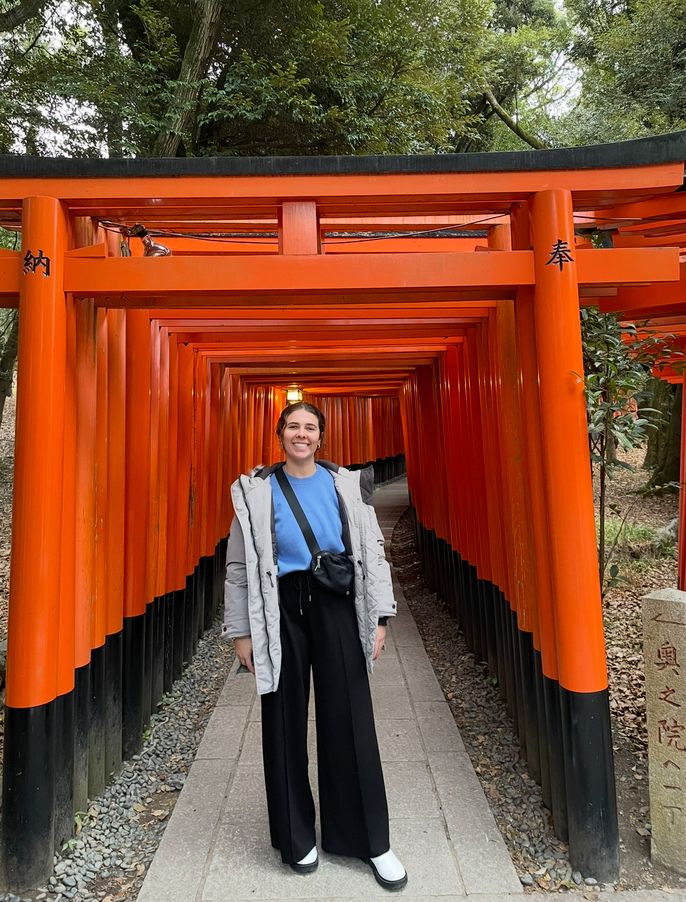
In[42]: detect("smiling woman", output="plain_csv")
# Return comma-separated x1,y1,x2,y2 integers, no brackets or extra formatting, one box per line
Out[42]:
223,401,407,890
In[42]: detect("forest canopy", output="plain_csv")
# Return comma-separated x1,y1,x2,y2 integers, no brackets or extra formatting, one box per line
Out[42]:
1,0,683,160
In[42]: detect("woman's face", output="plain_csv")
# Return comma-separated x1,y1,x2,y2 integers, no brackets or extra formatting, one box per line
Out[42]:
281,409,321,465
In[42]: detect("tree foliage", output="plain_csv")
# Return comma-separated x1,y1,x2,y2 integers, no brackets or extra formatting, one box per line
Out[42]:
475,0,574,151
0,0,589,158
581,307,679,595
0,0,515,157
562,0,686,142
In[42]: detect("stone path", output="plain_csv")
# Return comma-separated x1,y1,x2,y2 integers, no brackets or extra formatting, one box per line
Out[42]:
136,480,682,902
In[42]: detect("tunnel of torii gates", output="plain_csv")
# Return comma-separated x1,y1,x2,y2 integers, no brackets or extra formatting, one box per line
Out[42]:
2,133,686,891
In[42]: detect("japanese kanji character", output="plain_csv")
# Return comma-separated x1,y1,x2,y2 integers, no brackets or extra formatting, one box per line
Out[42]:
22,248,51,277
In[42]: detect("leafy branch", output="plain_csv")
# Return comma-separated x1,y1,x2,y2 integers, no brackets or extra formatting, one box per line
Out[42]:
581,305,682,596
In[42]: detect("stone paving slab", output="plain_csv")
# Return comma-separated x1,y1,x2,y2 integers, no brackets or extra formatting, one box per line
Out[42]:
417,702,466,754
195,705,250,760
371,682,414,719
368,649,404,685
383,761,442,818
217,666,256,707
389,615,424,646
375,717,426,762
136,757,235,902
202,817,465,900
137,478,524,902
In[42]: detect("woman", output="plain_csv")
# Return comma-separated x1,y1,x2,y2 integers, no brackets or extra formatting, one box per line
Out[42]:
223,401,407,891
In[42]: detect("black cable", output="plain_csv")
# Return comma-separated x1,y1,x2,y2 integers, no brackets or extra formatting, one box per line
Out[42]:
97,209,655,249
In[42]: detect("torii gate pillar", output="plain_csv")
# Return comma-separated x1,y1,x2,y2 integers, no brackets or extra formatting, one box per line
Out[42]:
531,188,619,880
3,196,68,888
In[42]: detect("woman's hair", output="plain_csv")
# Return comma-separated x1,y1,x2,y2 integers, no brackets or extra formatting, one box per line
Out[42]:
276,402,326,441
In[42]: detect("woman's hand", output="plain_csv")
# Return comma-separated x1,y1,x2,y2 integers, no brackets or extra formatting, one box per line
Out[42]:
234,636,255,673
372,625,386,662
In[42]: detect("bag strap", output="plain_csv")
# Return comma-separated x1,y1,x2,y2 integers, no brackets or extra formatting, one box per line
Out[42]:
274,467,321,556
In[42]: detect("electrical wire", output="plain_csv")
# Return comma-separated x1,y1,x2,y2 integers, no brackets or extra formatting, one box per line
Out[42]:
96,209,661,249
98,220,280,246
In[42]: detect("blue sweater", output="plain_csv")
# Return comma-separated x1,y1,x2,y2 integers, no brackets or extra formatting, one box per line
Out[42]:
271,465,346,576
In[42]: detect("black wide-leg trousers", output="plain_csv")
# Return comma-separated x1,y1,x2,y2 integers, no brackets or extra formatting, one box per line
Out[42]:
261,570,390,864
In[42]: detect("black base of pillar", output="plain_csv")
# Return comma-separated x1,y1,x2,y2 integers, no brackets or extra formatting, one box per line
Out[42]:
152,596,164,710
216,537,228,614
122,612,145,759
54,691,75,849
88,644,106,798
561,687,619,881
143,603,154,726
172,588,185,680
194,564,203,644
203,556,214,630
543,674,569,841
519,628,541,782
2,701,56,891
163,593,174,693
183,574,194,663
533,651,551,810
191,569,201,653
73,663,90,814
104,631,123,780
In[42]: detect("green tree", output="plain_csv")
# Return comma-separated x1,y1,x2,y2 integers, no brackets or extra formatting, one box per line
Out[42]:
558,0,686,144
473,0,575,151
0,0,501,157
581,307,676,595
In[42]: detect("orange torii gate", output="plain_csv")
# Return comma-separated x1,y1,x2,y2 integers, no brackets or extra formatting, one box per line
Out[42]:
1,134,685,891
589,189,686,588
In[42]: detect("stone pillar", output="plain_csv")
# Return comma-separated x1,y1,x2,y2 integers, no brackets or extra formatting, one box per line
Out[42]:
643,588,686,875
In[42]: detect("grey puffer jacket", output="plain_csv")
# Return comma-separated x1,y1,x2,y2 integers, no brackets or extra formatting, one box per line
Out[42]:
223,461,397,695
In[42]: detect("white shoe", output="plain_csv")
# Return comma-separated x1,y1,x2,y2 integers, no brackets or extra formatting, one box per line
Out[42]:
291,845,318,873
368,849,408,890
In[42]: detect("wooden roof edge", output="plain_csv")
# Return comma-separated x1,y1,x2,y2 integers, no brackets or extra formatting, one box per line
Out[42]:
1,131,686,180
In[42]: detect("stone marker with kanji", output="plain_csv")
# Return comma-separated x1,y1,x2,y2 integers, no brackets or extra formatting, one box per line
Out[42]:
643,588,686,875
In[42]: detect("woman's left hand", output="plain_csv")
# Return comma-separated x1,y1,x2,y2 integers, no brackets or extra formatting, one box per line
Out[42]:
372,624,386,661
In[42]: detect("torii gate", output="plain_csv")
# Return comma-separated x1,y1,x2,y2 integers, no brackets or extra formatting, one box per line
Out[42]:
0,133,685,891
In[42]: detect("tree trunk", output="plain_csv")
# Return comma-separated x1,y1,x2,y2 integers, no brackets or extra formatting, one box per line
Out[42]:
0,309,19,430
643,376,672,470
483,89,549,150
0,0,46,32
648,382,682,490
153,0,226,157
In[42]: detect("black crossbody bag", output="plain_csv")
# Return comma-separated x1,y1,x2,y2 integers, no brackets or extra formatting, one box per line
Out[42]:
274,467,355,597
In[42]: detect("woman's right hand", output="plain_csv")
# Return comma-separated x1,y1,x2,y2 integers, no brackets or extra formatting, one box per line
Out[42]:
233,636,255,674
